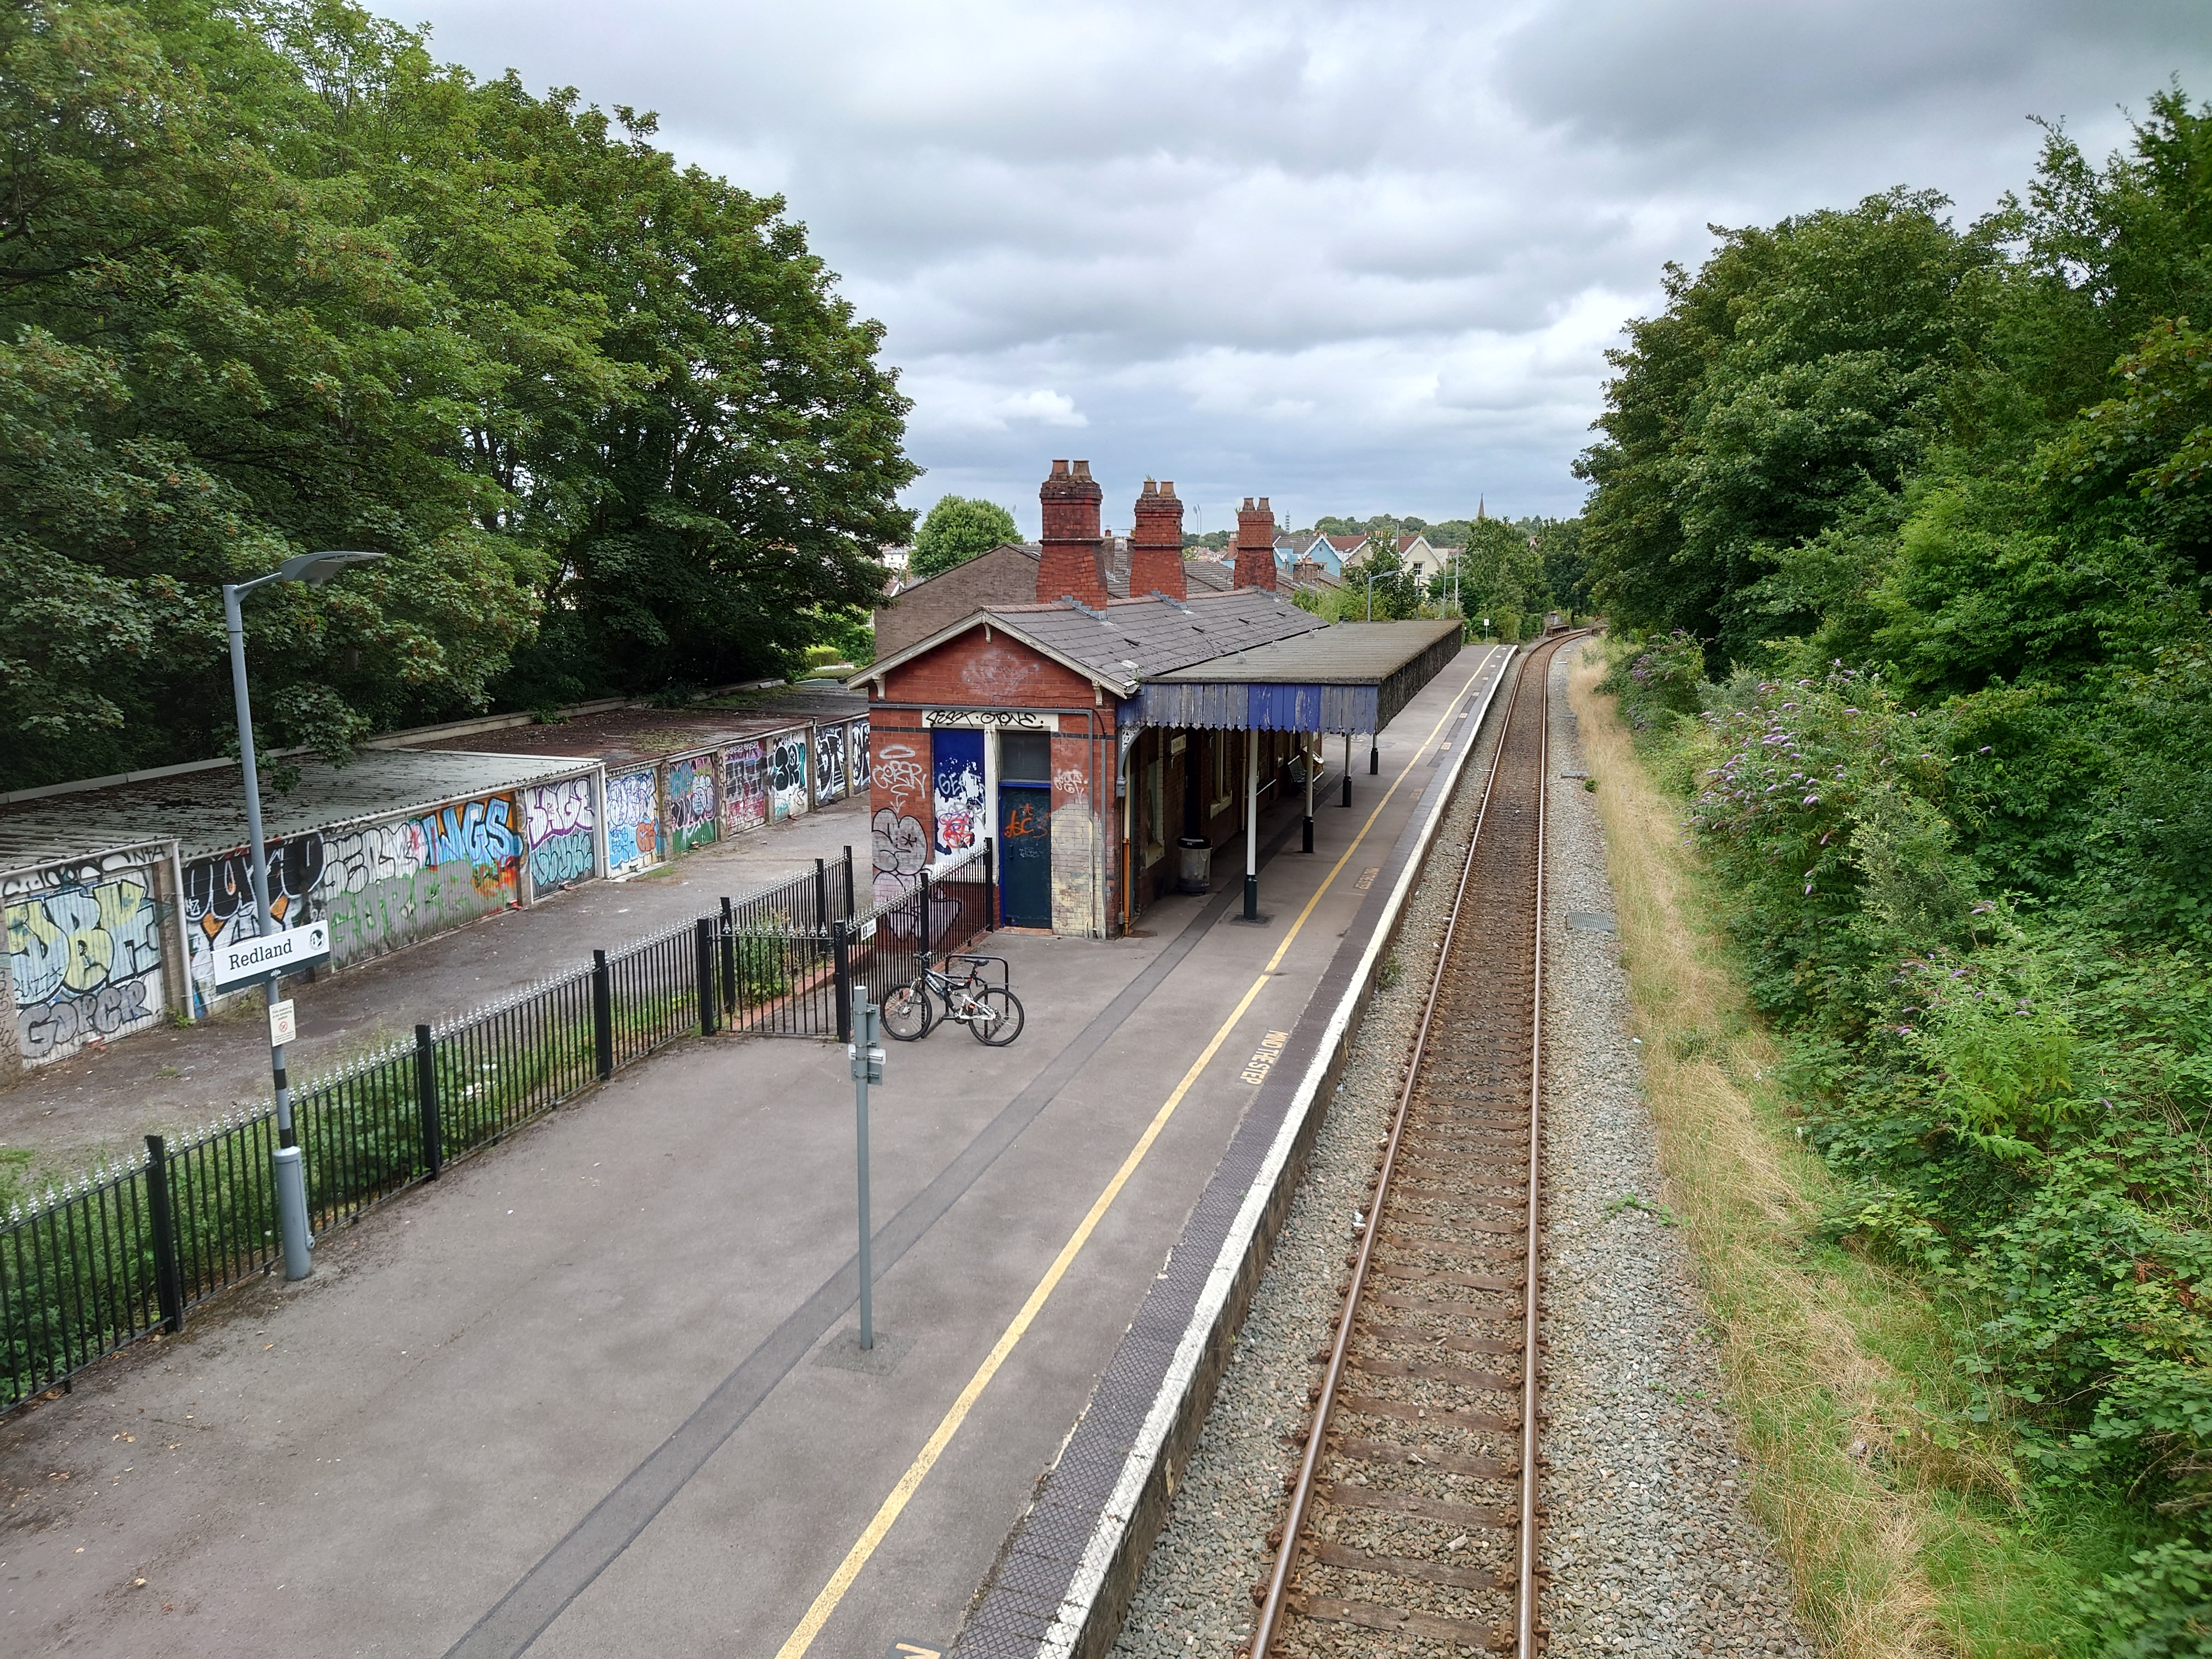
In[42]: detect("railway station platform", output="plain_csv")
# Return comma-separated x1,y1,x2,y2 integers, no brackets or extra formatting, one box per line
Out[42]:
0,643,1519,1659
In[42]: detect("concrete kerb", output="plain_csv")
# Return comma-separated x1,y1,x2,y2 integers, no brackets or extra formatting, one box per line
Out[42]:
968,644,1521,1659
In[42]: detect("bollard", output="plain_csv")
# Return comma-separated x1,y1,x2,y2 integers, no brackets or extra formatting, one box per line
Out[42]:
415,1024,442,1178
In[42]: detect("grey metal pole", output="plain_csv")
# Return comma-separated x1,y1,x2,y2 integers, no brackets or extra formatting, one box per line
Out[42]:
1243,732,1259,921
225,582,311,1282
851,987,880,1350
1302,732,1314,854
1342,731,1352,808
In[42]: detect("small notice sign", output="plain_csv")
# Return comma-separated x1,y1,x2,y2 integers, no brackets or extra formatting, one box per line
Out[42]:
212,920,330,994
268,998,297,1048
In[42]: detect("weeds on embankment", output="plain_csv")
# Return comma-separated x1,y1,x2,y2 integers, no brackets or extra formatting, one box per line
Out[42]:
1568,647,2147,1659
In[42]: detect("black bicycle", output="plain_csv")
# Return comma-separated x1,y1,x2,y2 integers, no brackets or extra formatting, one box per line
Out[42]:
881,951,1024,1046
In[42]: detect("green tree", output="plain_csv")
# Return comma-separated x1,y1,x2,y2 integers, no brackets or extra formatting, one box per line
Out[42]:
910,495,1020,580
0,0,915,786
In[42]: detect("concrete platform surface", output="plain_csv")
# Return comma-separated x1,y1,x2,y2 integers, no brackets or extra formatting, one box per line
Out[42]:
0,646,1512,1659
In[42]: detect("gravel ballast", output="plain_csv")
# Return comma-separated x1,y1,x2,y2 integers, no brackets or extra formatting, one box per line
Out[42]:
1107,642,1813,1658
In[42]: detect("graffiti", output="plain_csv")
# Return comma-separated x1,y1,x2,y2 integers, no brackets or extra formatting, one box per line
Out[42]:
768,732,810,822
724,742,769,834
875,742,925,810
848,718,871,788
1003,798,1044,839
924,709,1048,728
605,769,659,874
666,756,719,853
8,870,166,1063
815,725,847,805
871,809,928,876
1054,767,1085,798
321,797,520,964
183,835,325,1005
932,730,984,857
526,776,597,889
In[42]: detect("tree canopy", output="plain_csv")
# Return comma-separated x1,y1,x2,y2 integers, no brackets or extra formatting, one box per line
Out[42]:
1585,84,2212,1641
909,494,1019,580
0,0,915,787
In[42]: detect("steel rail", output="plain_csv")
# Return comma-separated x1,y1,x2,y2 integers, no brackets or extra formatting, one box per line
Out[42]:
1517,637,1554,1659
1247,633,1576,1658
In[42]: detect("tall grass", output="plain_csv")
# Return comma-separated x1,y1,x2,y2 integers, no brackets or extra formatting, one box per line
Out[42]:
1568,644,2129,1659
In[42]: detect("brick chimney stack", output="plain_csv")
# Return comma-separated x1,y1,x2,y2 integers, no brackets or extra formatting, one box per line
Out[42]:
1037,459,1108,607
1128,478,1187,601
1233,495,1278,591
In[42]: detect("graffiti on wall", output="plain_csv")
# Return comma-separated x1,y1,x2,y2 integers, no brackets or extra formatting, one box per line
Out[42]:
525,776,596,890
318,793,522,968
848,718,871,789
7,859,168,1063
768,732,809,822
874,740,924,812
723,742,768,834
666,756,719,853
815,725,847,806
605,769,659,875
932,730,984,859
183,836,324,1006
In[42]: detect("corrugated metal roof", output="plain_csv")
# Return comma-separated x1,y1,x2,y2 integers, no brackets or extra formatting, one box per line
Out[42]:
0,749,597,868
1150,620,1463,684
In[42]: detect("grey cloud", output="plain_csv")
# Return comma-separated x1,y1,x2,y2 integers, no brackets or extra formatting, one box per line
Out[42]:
409,0,2211,528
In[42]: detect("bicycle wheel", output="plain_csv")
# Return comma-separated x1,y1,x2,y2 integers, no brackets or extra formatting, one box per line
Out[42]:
881,981,933,1041
967,986,1025,1047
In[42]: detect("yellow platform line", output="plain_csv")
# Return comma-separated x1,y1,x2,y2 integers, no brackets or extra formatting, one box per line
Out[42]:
772,650,1502,1658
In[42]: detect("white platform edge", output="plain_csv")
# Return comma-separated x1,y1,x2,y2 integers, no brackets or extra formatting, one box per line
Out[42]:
1035,642,1522,1657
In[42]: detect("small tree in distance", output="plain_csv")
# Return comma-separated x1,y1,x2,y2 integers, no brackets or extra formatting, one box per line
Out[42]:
911,496,1022,579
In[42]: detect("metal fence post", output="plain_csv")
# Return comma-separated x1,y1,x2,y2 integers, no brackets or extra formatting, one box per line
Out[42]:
719,895,737,1016
833,918,853,1042
842,845,856,917
983,838,996,932
144,1135,183,1334
592,949,614,1079
813,857,828,930
415,1024,443,1178
695,917,717,1036
918,867,933,952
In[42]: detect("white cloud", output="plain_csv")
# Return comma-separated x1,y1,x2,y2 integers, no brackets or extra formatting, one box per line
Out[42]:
403,0,2212,532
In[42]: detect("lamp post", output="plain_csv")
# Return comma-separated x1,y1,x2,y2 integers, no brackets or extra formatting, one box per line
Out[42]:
223,550,385,1280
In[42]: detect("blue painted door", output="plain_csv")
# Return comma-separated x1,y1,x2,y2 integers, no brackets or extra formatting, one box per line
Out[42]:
998,731,1052,928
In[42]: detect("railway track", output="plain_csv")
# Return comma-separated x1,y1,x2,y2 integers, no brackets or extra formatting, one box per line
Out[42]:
1249,632,1576,1658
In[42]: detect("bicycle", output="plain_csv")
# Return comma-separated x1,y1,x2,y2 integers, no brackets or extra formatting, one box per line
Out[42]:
880,951,1025,1046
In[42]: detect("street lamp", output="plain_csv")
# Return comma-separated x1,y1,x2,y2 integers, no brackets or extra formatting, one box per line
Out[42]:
223,550,385,1280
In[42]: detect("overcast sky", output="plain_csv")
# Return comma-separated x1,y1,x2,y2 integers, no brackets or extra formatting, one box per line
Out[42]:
407,1,2209,537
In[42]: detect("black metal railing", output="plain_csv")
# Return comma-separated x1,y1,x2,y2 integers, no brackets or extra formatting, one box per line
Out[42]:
0,844,998,1411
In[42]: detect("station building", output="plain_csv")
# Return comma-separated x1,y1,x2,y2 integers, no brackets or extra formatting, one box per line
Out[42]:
859,461,1461,937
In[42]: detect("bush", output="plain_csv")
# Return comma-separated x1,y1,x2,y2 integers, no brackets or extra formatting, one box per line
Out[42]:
1599,630,1707,729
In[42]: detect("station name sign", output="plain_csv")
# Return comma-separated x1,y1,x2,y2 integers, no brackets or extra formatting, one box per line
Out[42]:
212,920,332,993
923,709,1051,729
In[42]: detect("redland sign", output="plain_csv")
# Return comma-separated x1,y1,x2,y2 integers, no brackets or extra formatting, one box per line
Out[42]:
211,919,331,993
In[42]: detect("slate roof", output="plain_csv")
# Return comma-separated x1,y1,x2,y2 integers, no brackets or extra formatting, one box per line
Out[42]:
864,586,1328,699
1150,619,1463,684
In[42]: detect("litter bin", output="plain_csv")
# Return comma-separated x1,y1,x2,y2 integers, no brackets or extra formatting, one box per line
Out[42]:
1176,836,1212,895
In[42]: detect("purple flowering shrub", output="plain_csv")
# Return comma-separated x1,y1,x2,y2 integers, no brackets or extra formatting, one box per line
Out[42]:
1596,629,1707,729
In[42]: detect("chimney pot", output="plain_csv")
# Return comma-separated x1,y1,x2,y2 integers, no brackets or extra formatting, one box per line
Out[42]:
1073,459,1092,479
1142,478,1158,496
1257,496,1269,511
1051,459,1069,477
1242,496,1255,511
1161,480,1176,498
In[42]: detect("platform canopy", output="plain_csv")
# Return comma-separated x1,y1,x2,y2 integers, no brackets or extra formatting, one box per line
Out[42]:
1124,619,1463,736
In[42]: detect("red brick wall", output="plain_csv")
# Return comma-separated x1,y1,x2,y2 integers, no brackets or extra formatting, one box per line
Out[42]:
867,711,932,903
1037,459,1109,608
883,631,1097,709
1129,481,1186,600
